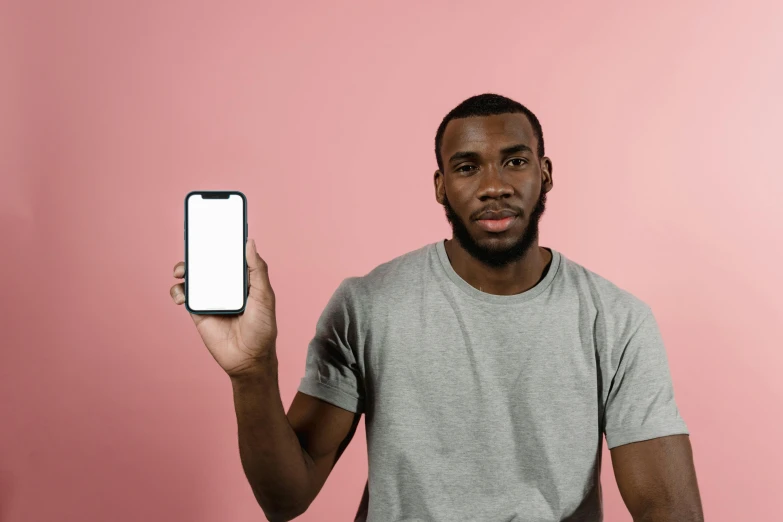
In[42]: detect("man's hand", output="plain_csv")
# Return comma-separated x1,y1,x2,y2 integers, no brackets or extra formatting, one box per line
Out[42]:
170,238,279,378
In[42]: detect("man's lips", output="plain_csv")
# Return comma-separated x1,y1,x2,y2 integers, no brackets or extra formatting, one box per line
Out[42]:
474,208,519,233
476,215,517,232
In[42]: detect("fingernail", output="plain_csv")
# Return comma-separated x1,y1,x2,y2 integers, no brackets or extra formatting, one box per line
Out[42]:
177,294,184,303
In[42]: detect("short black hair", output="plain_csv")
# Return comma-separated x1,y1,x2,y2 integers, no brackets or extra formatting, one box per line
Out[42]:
435,93,544,171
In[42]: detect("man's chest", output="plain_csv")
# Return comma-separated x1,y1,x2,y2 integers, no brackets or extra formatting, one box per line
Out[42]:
358,300,603,434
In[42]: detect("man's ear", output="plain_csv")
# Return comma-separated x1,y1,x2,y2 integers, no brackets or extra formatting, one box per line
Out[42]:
434,170,445,204
541,157,554,193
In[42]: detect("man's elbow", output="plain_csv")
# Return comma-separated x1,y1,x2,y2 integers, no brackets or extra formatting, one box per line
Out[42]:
263,506,306,522
262,498,312,522
634,503,704,522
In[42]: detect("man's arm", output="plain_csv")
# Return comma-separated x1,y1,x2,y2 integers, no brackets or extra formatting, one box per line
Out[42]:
232,272,367,521
232,359,361,522
610,434,704,522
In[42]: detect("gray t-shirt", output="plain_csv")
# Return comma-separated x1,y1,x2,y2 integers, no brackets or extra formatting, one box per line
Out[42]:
298,240,689,522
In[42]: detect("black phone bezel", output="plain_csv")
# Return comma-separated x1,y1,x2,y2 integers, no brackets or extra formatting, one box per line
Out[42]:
184,190,248,315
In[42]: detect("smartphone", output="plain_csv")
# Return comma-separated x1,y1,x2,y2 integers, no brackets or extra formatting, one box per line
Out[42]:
184,191,248,315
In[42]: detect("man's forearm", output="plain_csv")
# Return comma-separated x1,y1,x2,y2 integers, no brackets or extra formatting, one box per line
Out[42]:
231,354,314,521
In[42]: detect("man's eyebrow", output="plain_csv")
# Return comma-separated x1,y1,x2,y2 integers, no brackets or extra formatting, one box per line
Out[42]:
448,151,481,164
448,144,533,164
500,144,533,156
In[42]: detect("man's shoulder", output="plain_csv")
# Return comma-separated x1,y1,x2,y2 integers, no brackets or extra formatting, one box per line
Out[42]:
338,241,436,301
558,251,652,321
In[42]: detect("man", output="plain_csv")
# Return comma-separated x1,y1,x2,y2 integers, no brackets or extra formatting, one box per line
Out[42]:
169,94,703,521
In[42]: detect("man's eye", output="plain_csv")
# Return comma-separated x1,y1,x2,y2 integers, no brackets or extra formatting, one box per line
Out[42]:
457,165,477,173
507,158,527,167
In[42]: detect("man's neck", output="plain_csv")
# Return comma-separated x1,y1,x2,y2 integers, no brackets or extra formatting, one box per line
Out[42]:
443,238,552,296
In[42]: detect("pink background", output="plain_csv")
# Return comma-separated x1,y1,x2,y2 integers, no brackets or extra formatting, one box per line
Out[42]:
2,1,781,520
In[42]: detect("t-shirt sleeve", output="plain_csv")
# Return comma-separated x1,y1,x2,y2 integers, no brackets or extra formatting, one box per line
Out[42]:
297,278,365,414
603,308,689,449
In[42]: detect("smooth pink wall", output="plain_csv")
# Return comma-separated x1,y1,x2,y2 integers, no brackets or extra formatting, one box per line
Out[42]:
2,1,781,520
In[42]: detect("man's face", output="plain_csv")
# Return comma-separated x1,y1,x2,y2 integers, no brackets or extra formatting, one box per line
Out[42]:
434,113,553,267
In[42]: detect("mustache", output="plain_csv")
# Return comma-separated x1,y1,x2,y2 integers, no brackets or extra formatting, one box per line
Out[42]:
471,204,523,221
442,192,548,231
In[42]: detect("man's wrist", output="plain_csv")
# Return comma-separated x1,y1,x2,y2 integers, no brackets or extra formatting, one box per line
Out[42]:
229,354,279,388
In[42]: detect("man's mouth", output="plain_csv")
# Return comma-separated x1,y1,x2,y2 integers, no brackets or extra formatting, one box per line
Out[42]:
476,215,517,232
474,208,519,233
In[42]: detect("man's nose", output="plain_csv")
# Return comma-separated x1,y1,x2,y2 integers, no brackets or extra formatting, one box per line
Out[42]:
477,164,513,199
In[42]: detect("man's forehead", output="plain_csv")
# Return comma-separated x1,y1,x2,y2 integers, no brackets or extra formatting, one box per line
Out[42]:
442,113,535,152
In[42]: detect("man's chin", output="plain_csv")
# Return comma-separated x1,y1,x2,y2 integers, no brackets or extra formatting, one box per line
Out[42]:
456,234,522,256
469,232,521,251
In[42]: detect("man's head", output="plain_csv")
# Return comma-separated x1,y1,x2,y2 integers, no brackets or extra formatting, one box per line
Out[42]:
434,93,553,268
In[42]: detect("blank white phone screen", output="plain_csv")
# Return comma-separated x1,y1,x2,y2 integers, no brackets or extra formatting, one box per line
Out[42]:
187,194,244,311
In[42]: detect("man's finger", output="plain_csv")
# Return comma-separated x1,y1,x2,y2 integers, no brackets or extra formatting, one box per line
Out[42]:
173,261,185,279
170,283,185,304
246,239,274,301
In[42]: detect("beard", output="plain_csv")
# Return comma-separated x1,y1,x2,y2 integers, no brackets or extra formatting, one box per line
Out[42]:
442,187,547,268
